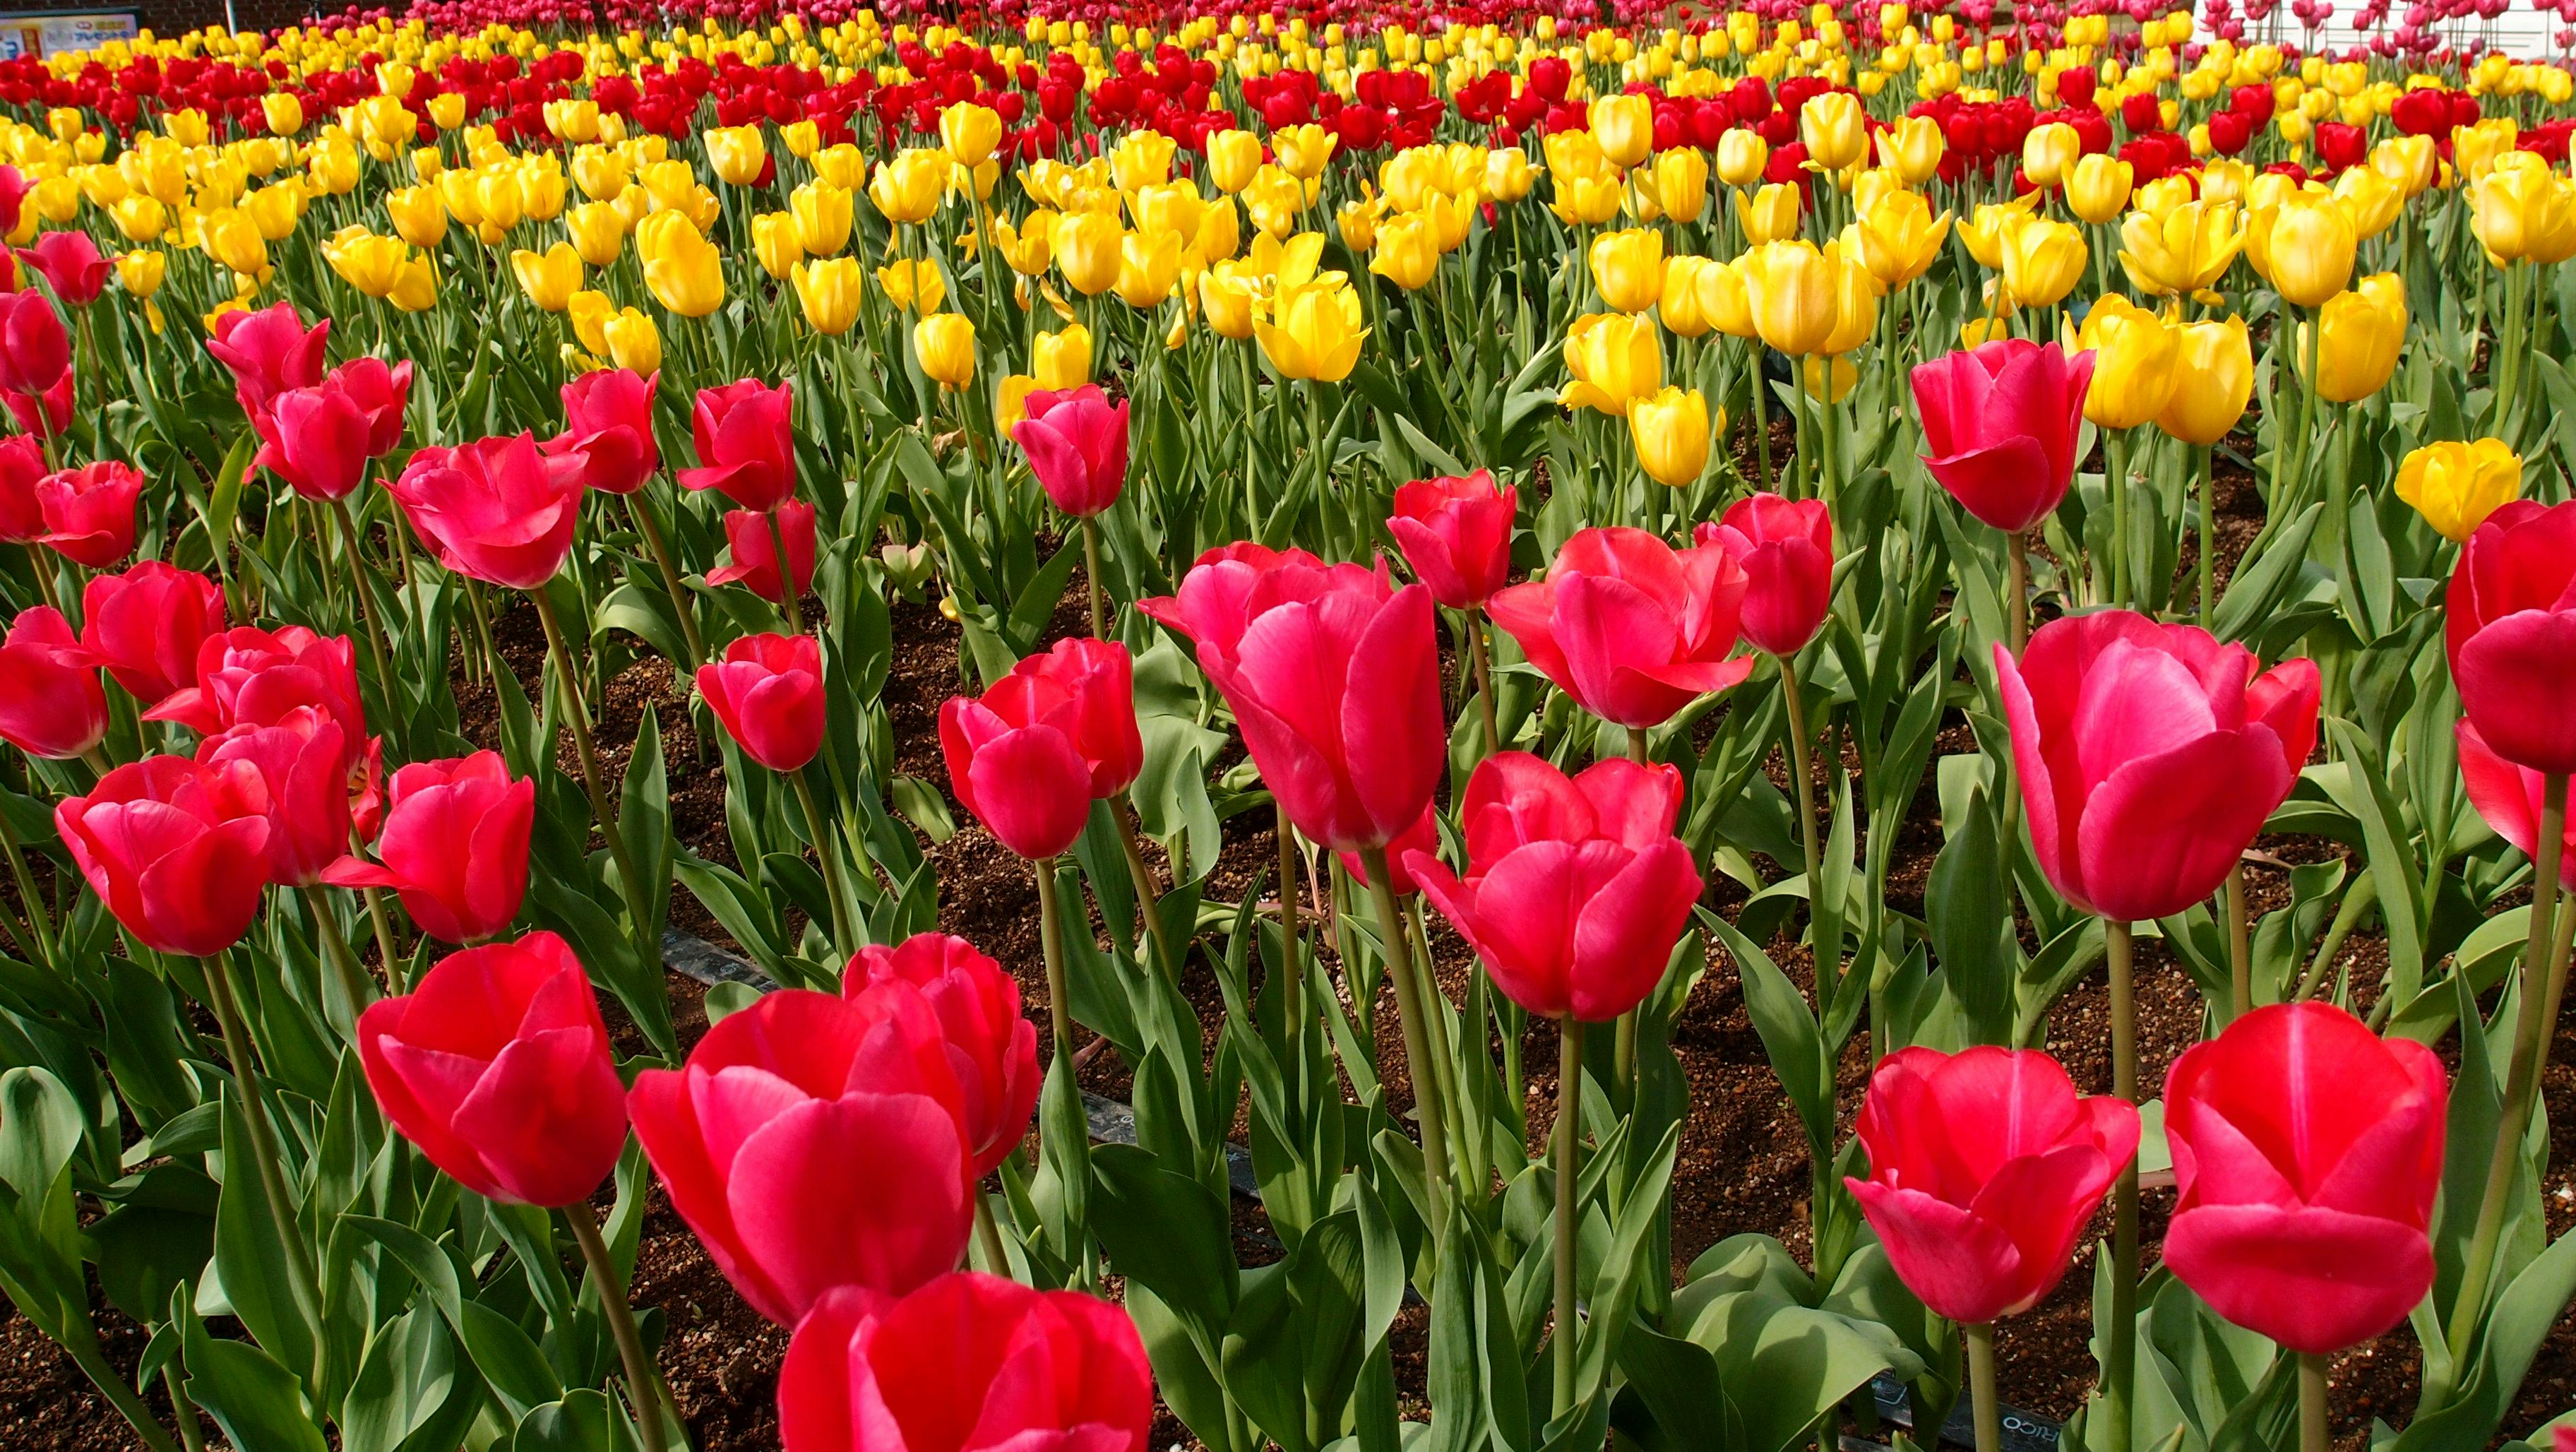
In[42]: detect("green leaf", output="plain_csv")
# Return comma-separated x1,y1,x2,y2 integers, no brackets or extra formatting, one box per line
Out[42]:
211,1094,316,1388
1704,912,1831,1155
184,1307,330,1452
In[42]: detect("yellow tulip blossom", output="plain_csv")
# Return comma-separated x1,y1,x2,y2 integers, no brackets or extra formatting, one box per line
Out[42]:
637,210,724,317
1033,324,1093,390
791,179,854,256
2310,273,2407,403
1255,277,1367,381
2156,316,2255,446
2394,438,2522,542
510,242,583,311
875,258,948,314
1590,227,1665,312
792,256,864,335
1628,386,1715,486
1560,310,1664,415
2067,294,2179,431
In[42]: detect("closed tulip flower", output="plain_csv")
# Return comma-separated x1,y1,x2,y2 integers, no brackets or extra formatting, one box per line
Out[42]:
1847,1047,2139,1326
323,751,532,944
638,212,724,318
752,212,804,282
1013,385,1128,519
1997,611,2320,922
1801,91,1868,171
261,93,304,136
870,150,946,225
0,607,105,761
777,1273,1152,1452
1736,182,1803,244
1207,129,1265,194
57,756,272,956
1627,386,1713,487
679,379,797,510
2069,295,2178,432
2395,439,2520,544
2334,167,2405,244
1645,149,1709,225
509,242,581,311
391,436,585,590
1913,339,2094,532
2066,153,2135,225
2157,317,2256,446
1143,546,1441,850
698,633,826,773
1741,240,1839,355
2162,1002,2445,1353
1054,212,1123,296
1697,493,1833,656
914,313,977,391
80,561,224,706
148,625,362,740
1699,257,1757,339
1717,129,1770,189
206,300,328,419
1589,228,1664,313
35,461,142,567
842,934,1040,1178
388,184,448,249
1113,228,1181,309
0,435,35,542
941,638,1140,859
1588,93,1654,169
703,126,768,187
2472,162,2576,265
710,501,818,605
1407,753,1701,1021
2311,273,2406,403
2000,218,2087,310
789,179,853,258
2262,193,2358,308
790,257,862,336
547,368,660,496
18,230,111,306
196,705,361,887
1549,164,1626,227
1818,247,1880,355
1256,278,1367,383
628,989,972,1326
1389,470,1517,609
563,201,626,268
254,359,414,501
1030,324,1091,392
1370,214,1441,292
1560,311,1664,415
0,290,69,399
2118,201,2247,298
1489,527,1753,729
2022,122,2082,190
1874,115,1945,185
2460,718,2576,888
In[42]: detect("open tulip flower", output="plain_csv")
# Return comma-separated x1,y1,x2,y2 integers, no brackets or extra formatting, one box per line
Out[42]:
939,637,1141,862
324,751,533,944
205,299,329,421
147,624,364,741
56,756,273,958
390,434,587,589
1488,526,1753,732
2445,501,2576,776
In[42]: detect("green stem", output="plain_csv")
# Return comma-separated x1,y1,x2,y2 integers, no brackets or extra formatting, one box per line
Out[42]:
2106,429,2128,609
1748,344,1774,493
297,884,373,1031
2195,446,2217,622
790,770,857,958
528,585,648,937
2299,1352,2328,1452
972,1189,1010,1273
1469,605,1500,761
2226,864,2253,1022
566,1200,669,1452
2008,530,2029,658
1083,515,1107,641
201,951,326,1388
1034,859,1073,1065
0,792,58,970
1111,793,1177,975
63,1318,180,1452
330,497,398,710
360,886,403,994
1361,844,1451,1235
1968,1321,2001,1452
1277,819,1303,1036
2104,918,2137,1452
625,491,705,669
1783,651,1822,954
162,1360,206,1452
1552,1016,1585,1420
1409,898,1474,1199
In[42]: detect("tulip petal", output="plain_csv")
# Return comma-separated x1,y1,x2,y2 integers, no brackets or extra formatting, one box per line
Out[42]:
1845,1179,2025,1325
2459,609,2576,775
2162,1202,2434,1355
725,1091,968,1324
1568,838,1703,1023
2072,727,2288,924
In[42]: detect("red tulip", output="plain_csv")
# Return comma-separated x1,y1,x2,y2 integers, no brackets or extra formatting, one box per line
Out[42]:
0,289,68,400
708,500,816,603
17,231,112,307
844,933,1041,1179
1912,340,2095,533
390,434,586,589
323,751,534,944
679,379,797,511
939,638,1141,859
80,561,227,706
2458,720,2576,886
1696,493,1832,656
1407,752,1702,1021
359,930,629,1208
1997,611,2318,922
1388,469,1517,610
1339,802,1439,897
698,632,826,772
2162,1001,2446,1354
1486,527,1753,731
35,461,143,567
547,368,660,495
1846,1046,2139,1325
205,300,328,421
0,606,106,760
148,625,364,741
2445,501,2576,775
4,372,71,440
255,379,371,501
197,706,361,887
777,1273,1152,1452
1013,384,1128,518
627,989,971,1326
1141,546,1443,852
0,167,25,238
56,756,273,956
0,433,41,542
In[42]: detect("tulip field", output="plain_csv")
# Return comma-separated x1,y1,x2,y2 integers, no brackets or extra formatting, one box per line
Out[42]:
16,2,2576,1451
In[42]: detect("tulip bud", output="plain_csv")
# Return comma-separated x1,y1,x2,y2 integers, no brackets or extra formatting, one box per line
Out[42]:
2155,317,2255,447
1013,385,1128,519
1388,470,1517,610
710,501,818,607
2395,438,2521,544
940,638,1143,859
1626,386,1714,487
914,312,977,391
1697,493,1832,656
0,606,107,761
698,633,826,773
679,379,797,510
322,751,534,944
58,756,272,956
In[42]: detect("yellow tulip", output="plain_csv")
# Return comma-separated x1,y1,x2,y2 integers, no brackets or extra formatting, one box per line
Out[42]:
752,211,804,281
1736,183,1803,244
1549,164,1626,227
2068,294,2178,431
545,99,600,144
1560,311,1665,415
201,207,268,278
2117,200,2243,297
2021,121,2081,189
996,375,1041,435
1698,257,1757,339
1381,150,1447,213
788,180,852,256
114,249,165,299
939,102,1003,169
1370,213,1441,292
568,291,616,353
870,148,946,225
780,121,821,161
1033,324,1093,390
1200,260,1263,340
2472,160,2576,266
1115,227,1182,307
573,145,630,201
602,307,660,372
2372,136,2438,197
637,211,724,317
2330,167,2403,243
1588,93,1654,169
2065,153,2133,225
244,183,303,242
1590,227,1664,312
703,126,768,186
564,201,626,268
1054,211,1123,296
1659,256,1715,338
2260,192,2357,308
1818,246,1880,355
1645,149,1710,225
327,230,407,297
1255,278,1367,382
1873,115,1945,186
110,195,166,244
1272,125,1337,181
2310,273,2407,403
2156,316,2255,446
2000,217,2087,309
388,251,439,313
914,313,977,390
1484,148,1540,203
1799,355,1863,403
2394,438,2522,543
1111,131,1179,192
1716,129,1770,189
511,242,583,311
1207,129,1263,194
262,93,304,137
1850,189,1952,289
875,258,948,314
1801,90,1868,171
1336,195,1385,252
994,212,1056,275
427,93,466,132
1628,387,1715,487
792,256,864,335
1958,197,2038,268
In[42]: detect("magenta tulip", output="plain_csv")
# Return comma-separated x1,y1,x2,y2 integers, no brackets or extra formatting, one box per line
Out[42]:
2445,501,2576,775
708,500,816,604
80,561,227,706
1486,527,1753,730
323,751,534,944
679,378,797,511
148,625,364,742
2162,1001,2446,1354
0,606,106,761
1912,339,2094,533
0,433,41,542
2458,720,2576,886
390,434,586,589
17,231,111,307
1997,611,2318,922
698,632,827,773
56,756,273,956
1013,384,1128,518
939,638,1140,860
197,706,362,888
0,288,68,400
1388,469,1517,610
35,461,143,567
1697,493,1833,657
205,300,329,421
844,933,1041,1179
4,372,71,440
1847,1046,2139,1325
547,368,661,496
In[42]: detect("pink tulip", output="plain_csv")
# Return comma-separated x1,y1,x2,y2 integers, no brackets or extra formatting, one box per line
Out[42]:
708,500,817,604
196,706,361,888
1847,1046,2139,1325
4,372,71,440
2445,501,2576,775
256,378,373,501
2458,720,2576,885
56,756,273,956
547,368,660,496
2162,1001,2445,1354
844,933,1041,1180
0,289,68,400
679,379,797,511
35,461,143,567
698,632,827,773
390,434,586,589
0,433,41,542
1998,611,2318,922
323,751,534,944
0,606,106,761
1696,493,1832,656
1142,544,1443,852
628,989,971,1326
1013,384,1128,518
1388,469,1517,610
1912,340,2094,533
1408,753,1703,1021
1339,802,1438,897
939,638,1140,859
205,300,329,422
777,1273,1152,1452
16,231,111,307
148,626,364,742
1487,527,1753,730
80,561,227,706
